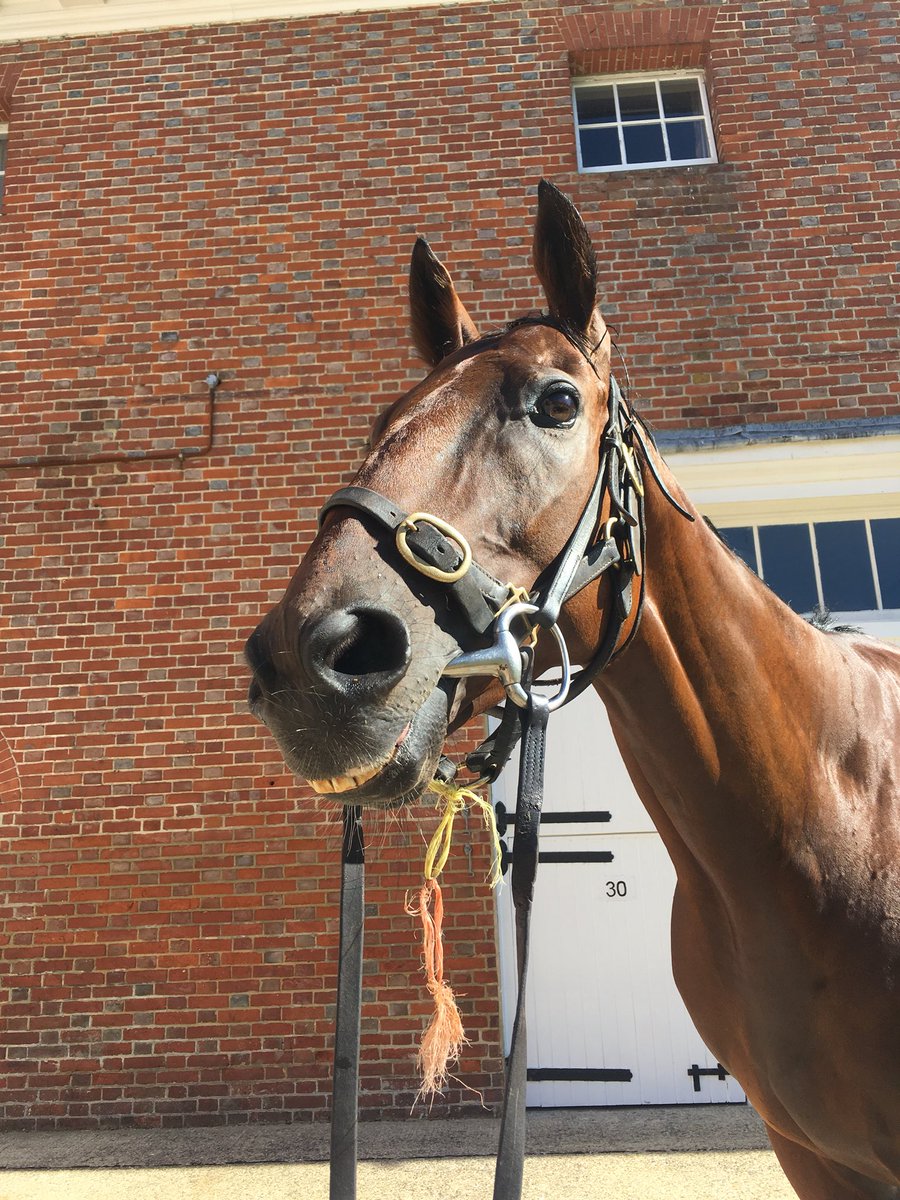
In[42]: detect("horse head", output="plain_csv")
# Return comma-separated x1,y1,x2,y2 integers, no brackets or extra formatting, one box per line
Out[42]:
246,182,629,808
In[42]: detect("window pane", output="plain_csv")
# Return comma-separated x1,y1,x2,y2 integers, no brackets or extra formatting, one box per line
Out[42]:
758,525,818,613
617,82,660,121
574,73,714,174
814,521,877,612
719,527,758,573
870,518,900,607
665,119,711,162
660,78,704,118
623,123,665,164
576,85,616,123
579,126,622,169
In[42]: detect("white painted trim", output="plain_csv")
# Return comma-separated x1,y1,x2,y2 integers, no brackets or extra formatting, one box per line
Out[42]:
866,520,884,610
666,435,900,526
666,435,900,640
1,0,486,42
839,610,900,642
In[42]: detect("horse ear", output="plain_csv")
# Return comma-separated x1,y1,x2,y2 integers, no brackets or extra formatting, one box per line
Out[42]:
408,237,479,367
533,180,601,339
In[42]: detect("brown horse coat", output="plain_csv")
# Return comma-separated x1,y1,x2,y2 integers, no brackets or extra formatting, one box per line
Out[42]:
247,183,900,1199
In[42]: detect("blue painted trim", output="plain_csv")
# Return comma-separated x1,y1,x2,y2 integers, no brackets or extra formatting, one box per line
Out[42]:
654,416,900,452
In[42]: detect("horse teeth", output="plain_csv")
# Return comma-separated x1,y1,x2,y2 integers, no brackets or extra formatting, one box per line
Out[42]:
306,722,412,796
308,761,382,795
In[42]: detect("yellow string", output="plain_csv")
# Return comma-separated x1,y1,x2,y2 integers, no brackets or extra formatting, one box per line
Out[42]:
426,777,503,889
407,775,503,1101
422,785,465,880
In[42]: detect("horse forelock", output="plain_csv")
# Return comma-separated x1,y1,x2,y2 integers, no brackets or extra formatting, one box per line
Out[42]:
502,311,607,365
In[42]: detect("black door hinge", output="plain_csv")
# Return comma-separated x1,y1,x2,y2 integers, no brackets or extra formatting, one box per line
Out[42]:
687,1062,731,1092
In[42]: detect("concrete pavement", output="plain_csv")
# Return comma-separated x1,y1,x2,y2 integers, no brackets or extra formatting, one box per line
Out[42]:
0,1106,796,1199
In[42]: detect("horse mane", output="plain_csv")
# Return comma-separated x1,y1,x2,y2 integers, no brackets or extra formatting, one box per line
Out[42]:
805,607,862,635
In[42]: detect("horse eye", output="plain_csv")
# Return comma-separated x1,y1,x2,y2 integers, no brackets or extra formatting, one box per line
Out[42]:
535,387,579,426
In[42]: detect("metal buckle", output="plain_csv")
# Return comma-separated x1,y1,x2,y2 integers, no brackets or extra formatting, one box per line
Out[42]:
395,512,472,583
443,602,571,712
601,517,620,542
495,584,540,649
495,584,530,616
620,440,645,497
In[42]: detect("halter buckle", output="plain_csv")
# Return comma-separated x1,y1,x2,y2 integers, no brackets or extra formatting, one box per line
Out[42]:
621,440,645,497
396,512,473,583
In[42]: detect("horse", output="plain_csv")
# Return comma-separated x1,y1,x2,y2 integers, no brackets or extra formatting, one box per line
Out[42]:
245,182,900,1200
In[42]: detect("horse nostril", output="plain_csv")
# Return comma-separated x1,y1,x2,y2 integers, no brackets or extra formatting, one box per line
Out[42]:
303,606,411,696
245,626,280,708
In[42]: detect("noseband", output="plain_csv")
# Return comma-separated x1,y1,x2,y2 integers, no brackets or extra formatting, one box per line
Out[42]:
320,361,691,1200
319,375,666,751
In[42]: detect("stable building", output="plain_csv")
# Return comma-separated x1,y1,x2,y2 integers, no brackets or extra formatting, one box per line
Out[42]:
0,0,897,1129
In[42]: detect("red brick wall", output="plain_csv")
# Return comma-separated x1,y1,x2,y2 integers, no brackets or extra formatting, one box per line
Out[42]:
0,0,895,1128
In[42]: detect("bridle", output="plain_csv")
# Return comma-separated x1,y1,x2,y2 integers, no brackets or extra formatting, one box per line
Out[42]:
320,354,692,1199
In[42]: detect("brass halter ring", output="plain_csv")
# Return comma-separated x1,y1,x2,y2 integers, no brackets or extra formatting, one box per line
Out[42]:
395,512,473,583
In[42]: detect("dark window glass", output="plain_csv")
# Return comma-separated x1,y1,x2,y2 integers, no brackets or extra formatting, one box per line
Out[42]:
758,524,818,612
0,137,6,205
576,85,617,123
579,126,622,168
665,119,710,161
623,123,665,164
617,82,660,121
719,527,757,573
870,517,900,607
814,521,877,612
660,79,704,118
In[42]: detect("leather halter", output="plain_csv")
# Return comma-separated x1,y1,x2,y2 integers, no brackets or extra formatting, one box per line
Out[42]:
319,376,646,742
321,368,691,1200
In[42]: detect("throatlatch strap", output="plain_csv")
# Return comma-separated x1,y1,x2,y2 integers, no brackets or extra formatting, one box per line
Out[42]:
493,697,549,1200
329,806,365,1200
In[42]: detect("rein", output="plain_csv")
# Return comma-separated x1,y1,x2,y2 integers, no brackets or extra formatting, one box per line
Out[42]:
321,368,691,1200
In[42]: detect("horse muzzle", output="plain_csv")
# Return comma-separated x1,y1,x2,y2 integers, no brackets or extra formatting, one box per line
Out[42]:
244,607,455,808
298,604,412,702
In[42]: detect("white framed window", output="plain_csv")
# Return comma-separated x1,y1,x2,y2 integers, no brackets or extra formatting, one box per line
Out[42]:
573,70,717,174
667,435,900,641
718,518,899,617
0,123,7,206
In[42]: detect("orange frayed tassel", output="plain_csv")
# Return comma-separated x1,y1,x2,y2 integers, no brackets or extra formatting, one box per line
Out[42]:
405,877,466,1099
406,780,503,1101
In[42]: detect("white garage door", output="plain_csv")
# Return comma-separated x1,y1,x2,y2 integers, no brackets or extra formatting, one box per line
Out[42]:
493,687,747,1107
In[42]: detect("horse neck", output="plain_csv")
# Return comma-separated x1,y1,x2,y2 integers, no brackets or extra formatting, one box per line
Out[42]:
594,450,835,869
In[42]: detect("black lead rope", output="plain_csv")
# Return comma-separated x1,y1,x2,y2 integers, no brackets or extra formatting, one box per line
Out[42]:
493,693,549,1199
328,707,549,1200
329,806,365,1200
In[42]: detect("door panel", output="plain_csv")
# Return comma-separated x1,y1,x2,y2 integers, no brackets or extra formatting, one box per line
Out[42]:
493,689,746,1106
